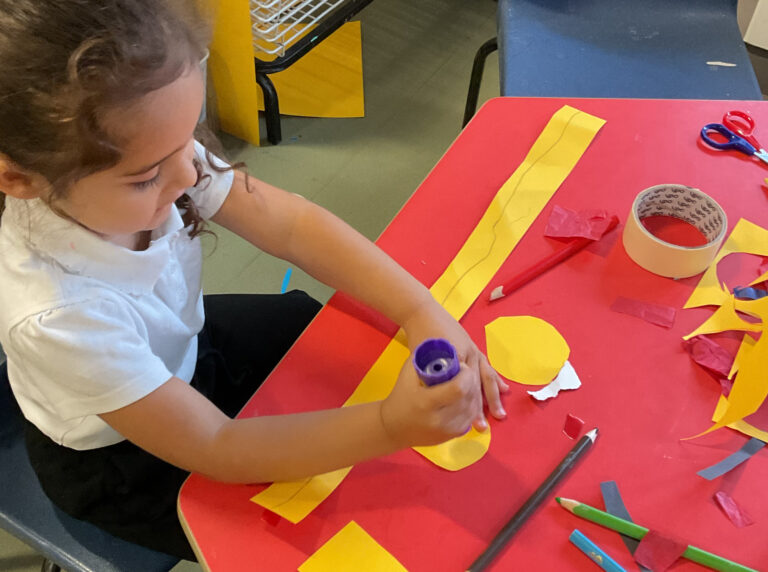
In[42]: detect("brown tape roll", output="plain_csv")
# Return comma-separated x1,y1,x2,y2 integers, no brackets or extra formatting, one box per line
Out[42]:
622,184,727,279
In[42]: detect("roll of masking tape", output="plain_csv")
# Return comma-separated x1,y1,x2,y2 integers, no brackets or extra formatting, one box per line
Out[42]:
622,184,727,279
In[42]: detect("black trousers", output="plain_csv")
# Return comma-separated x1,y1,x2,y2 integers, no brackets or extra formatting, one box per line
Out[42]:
25,291,322,561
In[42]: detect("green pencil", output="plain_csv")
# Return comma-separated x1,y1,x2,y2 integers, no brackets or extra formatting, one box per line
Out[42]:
556,498,758,572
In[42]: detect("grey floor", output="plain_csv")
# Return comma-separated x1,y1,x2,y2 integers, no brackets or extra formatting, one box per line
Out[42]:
0,1,499,570
3,0,768,569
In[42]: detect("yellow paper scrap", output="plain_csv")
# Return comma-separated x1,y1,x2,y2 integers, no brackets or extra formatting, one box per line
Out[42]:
692,330,768,438
485,316,570,385
713,395,768,442
684,219,768,309
298,521,407,572
255,23,364,118
682,295,762,340
253,105,605,521
729,333,757,380
251,467,352,525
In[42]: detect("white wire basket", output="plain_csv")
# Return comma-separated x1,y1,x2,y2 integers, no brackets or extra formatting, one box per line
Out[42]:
251,0,348,56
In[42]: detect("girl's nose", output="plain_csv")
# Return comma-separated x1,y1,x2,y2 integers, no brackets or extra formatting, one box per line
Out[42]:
167,141,199,192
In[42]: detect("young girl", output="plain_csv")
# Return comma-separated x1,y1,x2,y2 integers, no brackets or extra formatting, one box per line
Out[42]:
0,0,507,561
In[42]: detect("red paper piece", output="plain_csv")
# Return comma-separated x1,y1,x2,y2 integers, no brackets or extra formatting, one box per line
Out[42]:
719,377,734,397
610,297,676,328
563,413,584,439
744,398,768,432
634,530,687,572
714,491,754,528
544,205,613,240
681,336,734,378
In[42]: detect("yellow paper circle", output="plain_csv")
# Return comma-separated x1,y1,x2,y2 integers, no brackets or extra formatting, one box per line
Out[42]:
485,316,570,385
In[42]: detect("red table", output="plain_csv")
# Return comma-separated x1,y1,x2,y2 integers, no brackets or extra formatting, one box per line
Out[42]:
179,98,768,571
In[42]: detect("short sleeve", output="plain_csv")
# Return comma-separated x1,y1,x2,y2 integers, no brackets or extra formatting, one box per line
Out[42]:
188,140,236,219
9,298,173,421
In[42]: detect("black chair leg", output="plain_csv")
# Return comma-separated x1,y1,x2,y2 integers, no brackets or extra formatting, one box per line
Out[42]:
41,559,61,572
255,71,282,145
463,37,498,128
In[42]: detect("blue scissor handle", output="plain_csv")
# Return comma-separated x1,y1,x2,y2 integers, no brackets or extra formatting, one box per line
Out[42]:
701,123,757,155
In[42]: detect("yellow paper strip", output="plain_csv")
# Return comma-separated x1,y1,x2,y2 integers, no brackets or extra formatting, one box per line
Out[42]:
253,105,605,521
298,521,407,572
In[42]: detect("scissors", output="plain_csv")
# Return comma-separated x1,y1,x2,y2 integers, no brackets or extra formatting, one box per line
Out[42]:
700,110,768,166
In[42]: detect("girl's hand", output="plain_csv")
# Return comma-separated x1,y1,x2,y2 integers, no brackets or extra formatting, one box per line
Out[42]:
379,358,483,448
401,301,509,431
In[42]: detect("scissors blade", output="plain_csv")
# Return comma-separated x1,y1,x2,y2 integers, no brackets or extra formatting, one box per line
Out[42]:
755,150,768,165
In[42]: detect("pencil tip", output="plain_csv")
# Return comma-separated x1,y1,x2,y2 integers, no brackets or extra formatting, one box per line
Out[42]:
586,428,598,442
489,286,504,301
557,498,578,512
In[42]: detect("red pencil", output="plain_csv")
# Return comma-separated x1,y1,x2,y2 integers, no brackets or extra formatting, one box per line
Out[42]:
489,216,619,302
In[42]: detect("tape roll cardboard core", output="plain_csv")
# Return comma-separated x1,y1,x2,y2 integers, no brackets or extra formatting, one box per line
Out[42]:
622,184,727,279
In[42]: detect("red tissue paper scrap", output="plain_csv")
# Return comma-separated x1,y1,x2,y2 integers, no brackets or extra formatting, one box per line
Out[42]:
714,491,754,528
681,336,734,378
544,205,614,240
563,413,584,439
634,530,687,572
609,296,676,329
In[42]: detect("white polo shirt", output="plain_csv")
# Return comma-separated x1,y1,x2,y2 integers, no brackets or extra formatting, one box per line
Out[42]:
0,141,234,450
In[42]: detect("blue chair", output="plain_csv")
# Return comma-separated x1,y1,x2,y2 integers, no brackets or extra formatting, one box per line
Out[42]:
0,361,180,572
464,0,762,126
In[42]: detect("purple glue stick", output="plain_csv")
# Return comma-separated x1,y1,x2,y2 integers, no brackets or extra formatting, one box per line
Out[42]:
413,338,460,386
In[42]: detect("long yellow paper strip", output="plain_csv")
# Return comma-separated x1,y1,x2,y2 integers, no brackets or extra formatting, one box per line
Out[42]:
298,521,407,572
253,105,605,521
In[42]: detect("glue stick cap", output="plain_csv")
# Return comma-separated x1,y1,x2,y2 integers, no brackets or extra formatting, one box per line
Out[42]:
413,338,460,386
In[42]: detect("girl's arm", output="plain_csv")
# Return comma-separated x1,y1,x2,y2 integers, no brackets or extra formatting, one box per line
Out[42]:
211,171,508,422
101,359,479,483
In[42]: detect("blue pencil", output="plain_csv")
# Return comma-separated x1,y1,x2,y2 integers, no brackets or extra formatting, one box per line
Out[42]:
569,529,627,572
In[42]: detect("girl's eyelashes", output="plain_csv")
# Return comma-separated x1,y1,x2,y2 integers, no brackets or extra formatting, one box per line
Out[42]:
132,171,161,190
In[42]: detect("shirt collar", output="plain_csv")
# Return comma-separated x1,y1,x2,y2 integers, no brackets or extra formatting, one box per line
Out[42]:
3,197,186,294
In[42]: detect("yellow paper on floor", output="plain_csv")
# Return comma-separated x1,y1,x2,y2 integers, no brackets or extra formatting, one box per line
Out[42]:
298,521,407,572
253,105,605,522
255,22,364,118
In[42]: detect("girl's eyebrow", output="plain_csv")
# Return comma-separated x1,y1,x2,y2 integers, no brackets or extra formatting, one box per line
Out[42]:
122,142,187,177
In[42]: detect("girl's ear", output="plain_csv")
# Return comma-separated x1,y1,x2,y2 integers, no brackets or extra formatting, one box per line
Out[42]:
0,156,46,199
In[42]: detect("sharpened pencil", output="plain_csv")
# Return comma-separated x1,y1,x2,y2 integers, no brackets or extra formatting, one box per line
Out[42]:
556,498,758,572
466,429,598,571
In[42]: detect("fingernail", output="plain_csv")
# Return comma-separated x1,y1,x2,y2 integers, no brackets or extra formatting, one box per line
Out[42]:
497,407,507,418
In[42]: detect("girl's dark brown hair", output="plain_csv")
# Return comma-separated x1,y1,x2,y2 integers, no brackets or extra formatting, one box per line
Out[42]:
0,0,230,236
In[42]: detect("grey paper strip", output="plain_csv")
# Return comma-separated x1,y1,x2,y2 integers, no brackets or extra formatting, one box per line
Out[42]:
697,437,765,481
600,480,651,572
